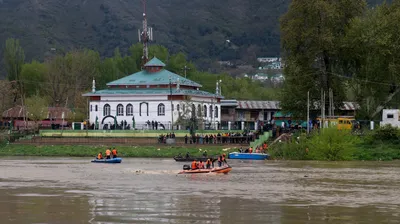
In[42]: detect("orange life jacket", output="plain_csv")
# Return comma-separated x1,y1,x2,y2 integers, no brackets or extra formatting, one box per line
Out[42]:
191,161,197,169
112,149,117,155
105,149,111,156
97,153,103,159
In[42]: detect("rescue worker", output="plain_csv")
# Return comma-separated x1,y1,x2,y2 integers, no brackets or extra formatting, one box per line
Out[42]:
206,158,212,169
221,154,227,166
112,147,118,158
249,147,253,154
105,148,111,159
191,160,198,170
97,152,103,160
217,156,222,167
198,160,205,169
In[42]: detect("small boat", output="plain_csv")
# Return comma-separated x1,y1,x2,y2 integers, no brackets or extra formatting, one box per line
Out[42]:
228,152,269,160
178,165,232,174
91,158,122,163
173,156,218,162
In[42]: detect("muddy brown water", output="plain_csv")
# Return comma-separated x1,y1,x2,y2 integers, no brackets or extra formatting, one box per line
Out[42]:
0,157,399,223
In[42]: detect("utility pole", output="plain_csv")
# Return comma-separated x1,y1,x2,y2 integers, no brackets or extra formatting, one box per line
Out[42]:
169,76,174,130
307,91,310,134
182,65,191,78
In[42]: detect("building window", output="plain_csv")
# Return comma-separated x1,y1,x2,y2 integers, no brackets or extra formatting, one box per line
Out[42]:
103,104,111,116
172,104,174,111
183,104,185,112
209,105,212,118
387,114,394,119
204,105,207,117
158,103,165,116
117,104,124,116
126,104,133,116
215,106,218,118
197,104,201,117
177,104,180,112
90,105,93,112
140,102,149,116
95,105,98,111
192,104,196,118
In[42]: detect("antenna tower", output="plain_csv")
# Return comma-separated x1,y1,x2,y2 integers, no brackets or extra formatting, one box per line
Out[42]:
138,0,153,68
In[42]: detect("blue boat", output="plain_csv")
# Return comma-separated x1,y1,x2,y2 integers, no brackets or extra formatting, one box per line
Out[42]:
91,158,122,163
228,152,269,160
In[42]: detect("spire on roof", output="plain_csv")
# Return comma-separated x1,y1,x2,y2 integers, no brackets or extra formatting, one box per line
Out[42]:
92,78,96,93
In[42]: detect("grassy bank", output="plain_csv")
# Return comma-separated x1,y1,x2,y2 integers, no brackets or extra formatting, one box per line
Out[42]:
269,126,400,161
0,144,238,158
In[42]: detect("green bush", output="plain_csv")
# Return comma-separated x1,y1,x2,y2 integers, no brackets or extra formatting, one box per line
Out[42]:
372,125,399,142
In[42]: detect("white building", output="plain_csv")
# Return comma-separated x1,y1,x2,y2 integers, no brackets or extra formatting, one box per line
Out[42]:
83,57,223,130
380,109,400,127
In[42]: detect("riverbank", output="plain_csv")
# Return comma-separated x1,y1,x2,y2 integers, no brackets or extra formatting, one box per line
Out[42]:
0,144,238,158
269,126,400,161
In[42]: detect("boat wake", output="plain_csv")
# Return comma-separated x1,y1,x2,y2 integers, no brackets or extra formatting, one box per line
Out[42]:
126,169,181,175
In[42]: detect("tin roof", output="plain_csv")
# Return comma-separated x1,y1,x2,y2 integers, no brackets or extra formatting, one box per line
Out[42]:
83,88,223,98
2,106,71,119
237,100,281,110
144,57,166,67
340,101,360,111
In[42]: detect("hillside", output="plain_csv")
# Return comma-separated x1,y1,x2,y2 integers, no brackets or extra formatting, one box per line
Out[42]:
0,0,386,77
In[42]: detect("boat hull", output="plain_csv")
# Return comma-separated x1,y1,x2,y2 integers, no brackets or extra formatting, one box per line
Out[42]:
91,158,122,163
178,165,232,174
228,152,268,160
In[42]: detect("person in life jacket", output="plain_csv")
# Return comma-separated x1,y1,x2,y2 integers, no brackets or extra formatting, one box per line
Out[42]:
97,152,103,160
222,154,227,165
217,156,222,167
249,147,253,154
205,158,212,169
105,148,111,159
198,160,205,169
191,160,198,170
112,148,118,158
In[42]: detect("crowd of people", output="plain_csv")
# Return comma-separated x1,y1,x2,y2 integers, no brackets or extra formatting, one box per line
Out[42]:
238,142,268,154
158,133,176,143
183,131,259,144
96,147,118,160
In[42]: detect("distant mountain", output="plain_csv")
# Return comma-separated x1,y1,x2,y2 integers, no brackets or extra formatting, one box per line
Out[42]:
0,0,387,76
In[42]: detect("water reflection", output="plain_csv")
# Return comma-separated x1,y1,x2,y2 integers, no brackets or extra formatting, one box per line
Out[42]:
0,158,400,223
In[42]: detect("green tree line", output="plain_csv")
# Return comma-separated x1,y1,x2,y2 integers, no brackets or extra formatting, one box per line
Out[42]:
2,40,279,121
280,0,400,120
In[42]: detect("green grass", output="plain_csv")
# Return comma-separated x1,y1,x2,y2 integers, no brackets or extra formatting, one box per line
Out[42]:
0,144,238,158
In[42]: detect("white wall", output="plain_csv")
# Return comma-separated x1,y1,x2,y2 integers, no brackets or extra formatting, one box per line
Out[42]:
89,96,221,129
380,109,400,127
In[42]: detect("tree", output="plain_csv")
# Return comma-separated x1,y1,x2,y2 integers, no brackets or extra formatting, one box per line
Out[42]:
279,0,366,116
175,97,206,135
3,38,25,82
342,1,400,119
25,93,48,132
20,61,47,97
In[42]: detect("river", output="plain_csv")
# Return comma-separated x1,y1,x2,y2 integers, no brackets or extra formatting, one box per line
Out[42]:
0,157,399,223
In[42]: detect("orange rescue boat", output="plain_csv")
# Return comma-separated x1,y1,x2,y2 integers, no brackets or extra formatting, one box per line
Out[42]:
178,165,232,174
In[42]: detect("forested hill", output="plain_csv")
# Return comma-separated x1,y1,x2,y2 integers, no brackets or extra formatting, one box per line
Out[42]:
0,0,387,77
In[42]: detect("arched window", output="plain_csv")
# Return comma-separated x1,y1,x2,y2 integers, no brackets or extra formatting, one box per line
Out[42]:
204,105,207,117
95,105,98,111
177,104,180,112
90,105,93,112
172,104,174,111
197,104,201,117
103,104,111,116
117,104,124,116
140,102,149,116
126,104,133,116
158,103,165,116
215,106,219,118
209,105,213,118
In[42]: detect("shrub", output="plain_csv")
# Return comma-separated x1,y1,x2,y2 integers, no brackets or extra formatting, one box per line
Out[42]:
372,125,399,142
